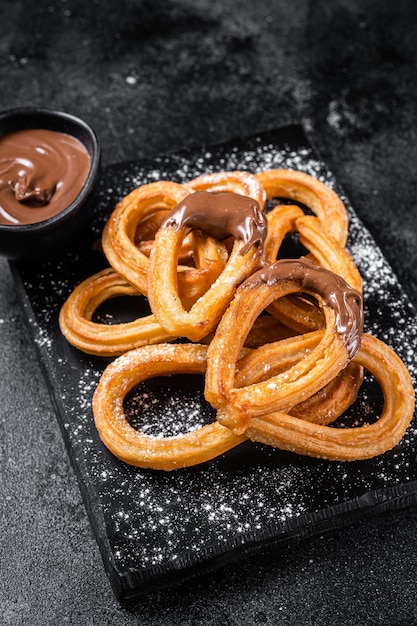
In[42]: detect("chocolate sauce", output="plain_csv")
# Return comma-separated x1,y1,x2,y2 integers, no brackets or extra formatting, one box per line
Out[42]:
244,258,364,358
0,128,91,225
162,190,267,255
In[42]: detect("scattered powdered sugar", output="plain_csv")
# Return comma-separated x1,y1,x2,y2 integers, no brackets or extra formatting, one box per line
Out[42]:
15,128,417,588
124,378,212,437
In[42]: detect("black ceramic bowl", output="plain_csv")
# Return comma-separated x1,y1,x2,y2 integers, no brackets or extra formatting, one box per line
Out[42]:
0,107,101,261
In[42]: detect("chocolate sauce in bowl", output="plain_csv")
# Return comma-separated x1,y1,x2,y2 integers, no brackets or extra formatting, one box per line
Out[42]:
0,128,91,225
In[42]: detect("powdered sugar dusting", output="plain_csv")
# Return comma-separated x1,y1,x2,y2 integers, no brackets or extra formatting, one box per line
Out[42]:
15,128,417,590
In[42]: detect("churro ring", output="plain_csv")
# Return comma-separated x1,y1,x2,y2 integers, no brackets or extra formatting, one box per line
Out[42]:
92,334,411,469
92,343,246,470
205,258,363,434
297,215,361,289
185,170,266,209
255,168,348,246
264,209,361,290
92,337,362,470
148,189,267,341
59,268,174,356
102,181,187,293
59,165,413,470
235,330,364,425
265,208,362,333
263,204,305,261
263,204,327,333
245,333,415,461
102,181,228,304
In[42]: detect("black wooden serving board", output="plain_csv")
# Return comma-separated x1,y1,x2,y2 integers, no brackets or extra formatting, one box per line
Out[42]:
11,125,417,602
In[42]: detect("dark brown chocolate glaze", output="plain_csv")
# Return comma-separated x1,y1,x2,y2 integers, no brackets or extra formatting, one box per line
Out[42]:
0,128,91,225
162,190,267,255
243,257,364,359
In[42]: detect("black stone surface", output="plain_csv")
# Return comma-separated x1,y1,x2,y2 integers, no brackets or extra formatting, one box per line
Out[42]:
1,1,417,623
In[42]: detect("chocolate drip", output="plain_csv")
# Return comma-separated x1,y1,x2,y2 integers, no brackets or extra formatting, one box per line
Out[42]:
162,190,267,255
245,258,364,358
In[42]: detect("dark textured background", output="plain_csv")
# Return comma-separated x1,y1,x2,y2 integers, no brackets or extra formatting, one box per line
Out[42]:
1,1,417,624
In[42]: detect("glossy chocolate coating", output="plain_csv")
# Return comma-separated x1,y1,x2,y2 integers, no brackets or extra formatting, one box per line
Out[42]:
162,190,267,255
245,257,364,358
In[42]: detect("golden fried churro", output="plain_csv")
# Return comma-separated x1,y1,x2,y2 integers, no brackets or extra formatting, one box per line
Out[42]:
245,334,415,461
148,190,267,341
60,167,414,469
59,268,174,356
205,259,363,434
102,181,187,293
92,338,362,470
92,343,246,470
235,330,364,425
101,181,228,305
265,207,362,333
255,168,348,246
